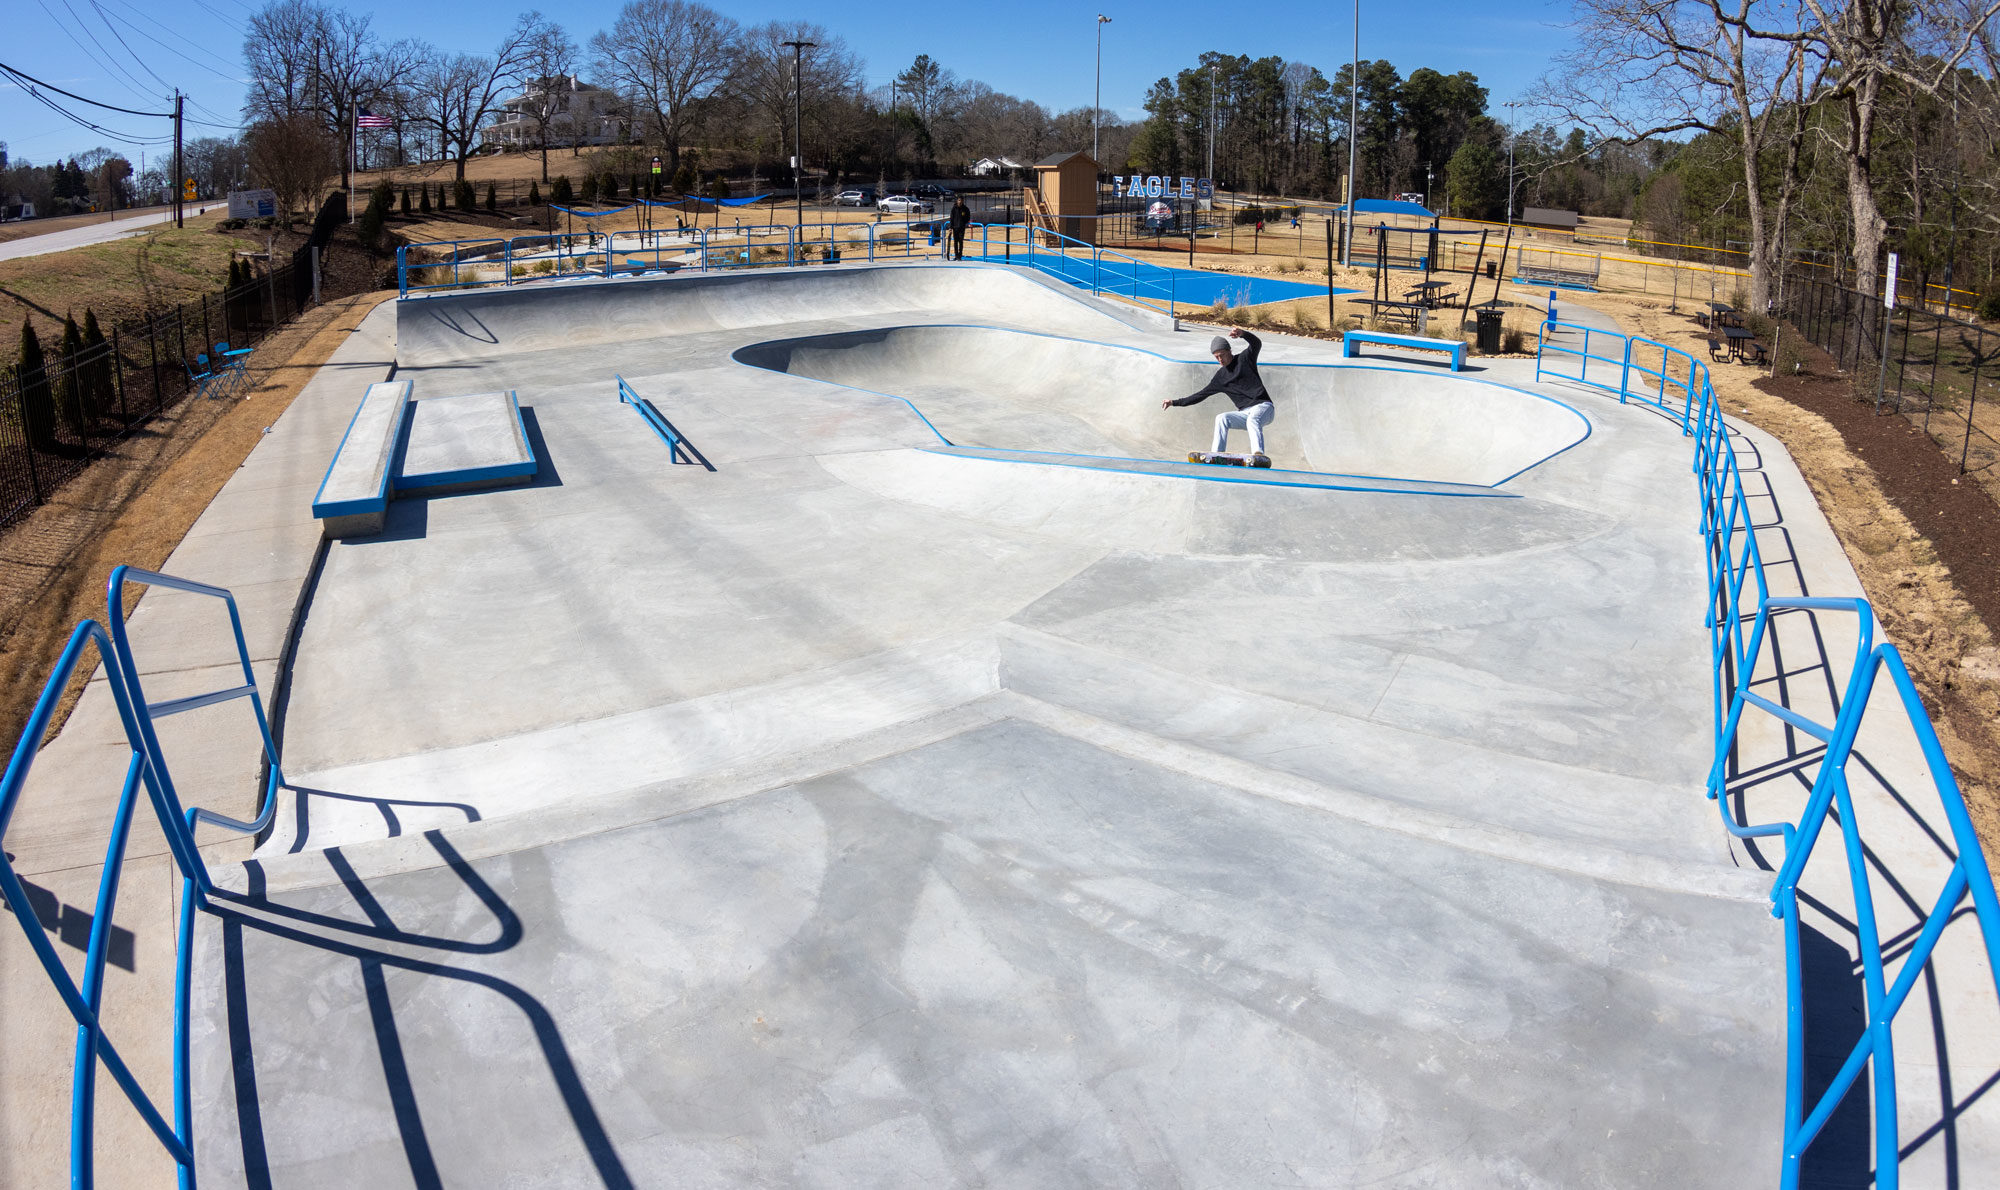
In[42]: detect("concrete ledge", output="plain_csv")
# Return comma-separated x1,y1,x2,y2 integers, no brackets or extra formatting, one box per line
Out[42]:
395,389,537,495
310,379,411,537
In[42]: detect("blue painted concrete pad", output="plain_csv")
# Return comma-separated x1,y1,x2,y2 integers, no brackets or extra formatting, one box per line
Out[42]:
963,249,1350,307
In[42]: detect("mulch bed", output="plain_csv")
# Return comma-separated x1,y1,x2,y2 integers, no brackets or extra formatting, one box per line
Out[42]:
1752,328,2000,636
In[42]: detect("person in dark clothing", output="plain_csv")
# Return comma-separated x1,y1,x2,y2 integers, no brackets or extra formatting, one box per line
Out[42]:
1162,327,1274,456
948,197,972,260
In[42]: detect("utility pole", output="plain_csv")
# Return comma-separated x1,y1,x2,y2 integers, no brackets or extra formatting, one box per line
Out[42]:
1424,161,1431,209
1094,15,1111,163
1208,65,1217,183
1341,0,1358,267
1503,101,1521,231
172,90,184,228
783,39,817,232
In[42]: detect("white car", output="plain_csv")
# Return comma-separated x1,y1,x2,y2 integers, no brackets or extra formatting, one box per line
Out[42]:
834,190,869,206
877,195,935,215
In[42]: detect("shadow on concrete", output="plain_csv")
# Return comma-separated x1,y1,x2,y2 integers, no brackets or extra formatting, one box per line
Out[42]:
282,784,480,854
214,830,633,1189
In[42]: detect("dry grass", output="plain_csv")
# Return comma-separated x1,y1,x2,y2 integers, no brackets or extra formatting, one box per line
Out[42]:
0,204,197,246
0,291,394,747
0,212,258,340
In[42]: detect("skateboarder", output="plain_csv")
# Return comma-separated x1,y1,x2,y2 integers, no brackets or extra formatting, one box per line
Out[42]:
948,196,972,259
1162,327,1274,459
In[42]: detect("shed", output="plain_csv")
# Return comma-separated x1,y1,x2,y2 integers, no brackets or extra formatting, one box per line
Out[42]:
1521,207,1580,231
1031,150,1101,244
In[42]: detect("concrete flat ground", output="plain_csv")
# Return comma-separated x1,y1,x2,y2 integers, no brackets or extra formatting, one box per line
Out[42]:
13,261,1996,1187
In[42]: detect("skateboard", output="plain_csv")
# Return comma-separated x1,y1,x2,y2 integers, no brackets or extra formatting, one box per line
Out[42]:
1187,451,1271,468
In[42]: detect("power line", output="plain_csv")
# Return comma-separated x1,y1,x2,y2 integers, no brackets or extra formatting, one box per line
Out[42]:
87,0,176,95
46,0,160,104
10,80,172,146
0,61,172,116
95,0,243,83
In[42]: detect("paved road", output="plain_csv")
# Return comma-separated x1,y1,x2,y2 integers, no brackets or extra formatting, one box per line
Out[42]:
0,204,220,262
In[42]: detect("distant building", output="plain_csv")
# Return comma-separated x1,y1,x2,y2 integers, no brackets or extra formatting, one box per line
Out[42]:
480,76,628,152
969,157,1025,177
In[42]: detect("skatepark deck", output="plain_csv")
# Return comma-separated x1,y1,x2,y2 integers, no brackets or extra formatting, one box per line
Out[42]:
4,261,1995,1189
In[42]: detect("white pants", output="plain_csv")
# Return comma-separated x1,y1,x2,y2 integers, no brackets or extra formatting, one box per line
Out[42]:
1213,401,1274,454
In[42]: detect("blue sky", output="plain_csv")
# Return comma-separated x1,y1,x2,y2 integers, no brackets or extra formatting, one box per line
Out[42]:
2,0,1577,167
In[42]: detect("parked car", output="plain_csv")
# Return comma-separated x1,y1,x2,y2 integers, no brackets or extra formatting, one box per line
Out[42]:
834,190,870,206
911,183,950,200
877,195,935,214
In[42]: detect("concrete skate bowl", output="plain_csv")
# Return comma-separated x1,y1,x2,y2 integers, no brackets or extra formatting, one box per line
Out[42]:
395,263,1144,367
733,325,1592,488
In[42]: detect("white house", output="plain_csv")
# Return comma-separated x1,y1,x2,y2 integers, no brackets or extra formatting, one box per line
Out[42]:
480,76,628,151
969,157,1025,177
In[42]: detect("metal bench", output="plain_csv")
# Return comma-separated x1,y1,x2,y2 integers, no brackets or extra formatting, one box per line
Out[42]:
1341,330,1467,371
1514,262,1600,291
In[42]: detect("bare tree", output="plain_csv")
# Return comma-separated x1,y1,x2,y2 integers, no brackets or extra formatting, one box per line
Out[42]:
1538,0,1817,309
518,20,579,181
1793,0,2000,296
243,0,418,192
408,14,546,184
729,23,862,170
244,112,338,223
591,0,740,177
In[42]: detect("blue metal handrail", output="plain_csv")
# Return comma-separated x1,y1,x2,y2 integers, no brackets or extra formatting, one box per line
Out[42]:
1541,317,2000,1187
616,374,682,461
0,622,198,1188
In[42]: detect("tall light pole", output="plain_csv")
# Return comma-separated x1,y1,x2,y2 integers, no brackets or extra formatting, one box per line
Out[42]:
1094,15,1111,163
1424,161,1432,209
783,39,816,231
1208,65,1217,183
1503,100,1519,230
1341,0,1359,266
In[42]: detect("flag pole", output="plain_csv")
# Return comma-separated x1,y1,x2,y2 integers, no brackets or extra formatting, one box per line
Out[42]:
348,100,356,221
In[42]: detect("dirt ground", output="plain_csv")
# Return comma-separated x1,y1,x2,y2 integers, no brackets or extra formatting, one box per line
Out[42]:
0,291,395,750
1576,290,2000,867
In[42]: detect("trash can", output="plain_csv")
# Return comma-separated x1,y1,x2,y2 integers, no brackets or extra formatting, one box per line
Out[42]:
1476,308,1505,354
1484,261,1497,279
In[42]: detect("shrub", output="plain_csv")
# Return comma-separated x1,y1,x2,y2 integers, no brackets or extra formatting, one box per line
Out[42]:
419,186,432,215
485,183,497,212
399,188,412,215
581,174,599,203
436,184,448,210
1979,292,2000,322
511,264,529,278
1730,285,1748,312
454,180,476,212
80,309,112,416
551,176,572,204
55,313,85,433
1503,327,1526,354
17,317,55,447
528,180,541,206
533,259,554,275
1296,306,1324,332
215,217,247,231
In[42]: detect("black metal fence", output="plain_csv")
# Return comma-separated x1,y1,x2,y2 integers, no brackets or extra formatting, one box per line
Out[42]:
0,256,314,531
1780,269,1998,476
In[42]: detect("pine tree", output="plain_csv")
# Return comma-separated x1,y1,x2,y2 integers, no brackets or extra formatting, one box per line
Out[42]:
55,313,86,437
551,176,572,204
454,180,475,212
18,317,54,448
528,180,542,206
81,309,112,418
485,182,497,211
419,186,432,215
437,184,448,211
400,188,412,215
581,174,599,204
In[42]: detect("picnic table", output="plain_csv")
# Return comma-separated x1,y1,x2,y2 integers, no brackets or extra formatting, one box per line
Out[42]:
1403,280,1457,309
1349,299,1428,331
1722,325,1762,362
1707,301,1740,329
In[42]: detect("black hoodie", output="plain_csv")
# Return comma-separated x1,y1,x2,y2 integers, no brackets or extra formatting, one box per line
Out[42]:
1168,330,1269,410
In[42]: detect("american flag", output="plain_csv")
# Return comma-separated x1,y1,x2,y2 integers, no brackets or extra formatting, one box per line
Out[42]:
356,108,393,129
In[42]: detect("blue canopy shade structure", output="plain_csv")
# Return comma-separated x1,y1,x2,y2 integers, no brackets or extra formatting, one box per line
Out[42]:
549,203,636,219
639,194,774,209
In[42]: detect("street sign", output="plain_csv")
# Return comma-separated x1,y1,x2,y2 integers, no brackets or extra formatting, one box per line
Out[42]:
1884,251,1899,308
227,189,278,219
183,178,197,201
651,156,662,174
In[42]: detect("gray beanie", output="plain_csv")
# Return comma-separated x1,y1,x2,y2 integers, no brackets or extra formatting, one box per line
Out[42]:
1210,336,1231,354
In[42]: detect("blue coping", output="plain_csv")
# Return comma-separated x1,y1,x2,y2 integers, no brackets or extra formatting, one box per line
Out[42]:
730,325,1593,493
922,446,1515,498
311,381,412,520
961,249,1351,308
394,390,539,492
